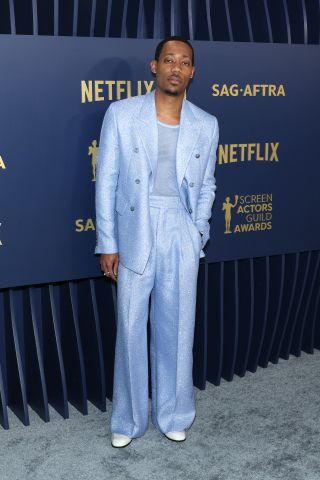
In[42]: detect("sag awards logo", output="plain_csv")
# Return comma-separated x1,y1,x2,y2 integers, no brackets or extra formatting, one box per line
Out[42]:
81,80,155,103
218,142,279,165
75,217,95,232
88,140,98,181
212,84,285,97
74,140,98,232
222,193,273,234
0,154,6,170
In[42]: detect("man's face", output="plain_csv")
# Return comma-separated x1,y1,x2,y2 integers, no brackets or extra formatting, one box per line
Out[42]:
151,40,195,96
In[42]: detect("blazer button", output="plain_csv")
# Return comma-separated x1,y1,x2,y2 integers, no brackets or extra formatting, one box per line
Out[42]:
130,206,135,211
189,182,194,187
135,178,140,184
195,153,200,158
189,208,192,213
133,147,139,153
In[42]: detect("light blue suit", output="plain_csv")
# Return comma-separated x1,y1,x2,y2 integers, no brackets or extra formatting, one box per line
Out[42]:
95,89,219,437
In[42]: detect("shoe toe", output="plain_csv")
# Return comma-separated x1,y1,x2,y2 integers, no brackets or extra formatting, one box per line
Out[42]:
165,430,186,441
111,433,132,447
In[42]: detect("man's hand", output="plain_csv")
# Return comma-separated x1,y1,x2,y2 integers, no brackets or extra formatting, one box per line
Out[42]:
100,253,119,282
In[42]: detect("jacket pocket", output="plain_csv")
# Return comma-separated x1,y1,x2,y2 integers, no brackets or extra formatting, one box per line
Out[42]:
115,191,128,215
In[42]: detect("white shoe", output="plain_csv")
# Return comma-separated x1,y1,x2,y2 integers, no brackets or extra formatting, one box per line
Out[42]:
164,430,186,442
111,433,132,448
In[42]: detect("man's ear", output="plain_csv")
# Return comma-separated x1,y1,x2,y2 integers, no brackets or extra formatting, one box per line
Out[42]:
150,60,157,75
190,66,195,79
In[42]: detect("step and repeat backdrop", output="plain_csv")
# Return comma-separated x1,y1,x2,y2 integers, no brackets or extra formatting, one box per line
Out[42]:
0,36,319,288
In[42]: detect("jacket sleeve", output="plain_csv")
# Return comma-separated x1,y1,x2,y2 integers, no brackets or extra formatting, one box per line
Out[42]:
195,117,219,249
94,103,120,254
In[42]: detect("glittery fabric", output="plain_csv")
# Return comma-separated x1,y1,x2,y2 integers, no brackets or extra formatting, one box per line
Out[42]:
94,89,219,273
110,194,201,438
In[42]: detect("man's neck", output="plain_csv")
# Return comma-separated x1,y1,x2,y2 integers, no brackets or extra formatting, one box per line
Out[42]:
155,88,184,125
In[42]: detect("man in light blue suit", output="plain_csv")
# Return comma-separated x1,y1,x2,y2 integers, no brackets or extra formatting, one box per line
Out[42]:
95,36,219,448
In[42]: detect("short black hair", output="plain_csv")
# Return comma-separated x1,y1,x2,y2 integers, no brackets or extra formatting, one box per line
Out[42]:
154,36,194,66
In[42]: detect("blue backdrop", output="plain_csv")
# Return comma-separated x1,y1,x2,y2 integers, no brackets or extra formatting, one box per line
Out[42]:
0,36,319,289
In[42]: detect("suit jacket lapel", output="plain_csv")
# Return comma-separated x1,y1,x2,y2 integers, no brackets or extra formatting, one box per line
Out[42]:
133,90,158,186
176,99,201,188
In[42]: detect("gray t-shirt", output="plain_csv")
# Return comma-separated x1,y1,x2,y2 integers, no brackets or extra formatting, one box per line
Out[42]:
151,120,180,196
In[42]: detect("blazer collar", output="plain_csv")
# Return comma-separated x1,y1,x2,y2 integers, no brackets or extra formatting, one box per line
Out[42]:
133,89,202,190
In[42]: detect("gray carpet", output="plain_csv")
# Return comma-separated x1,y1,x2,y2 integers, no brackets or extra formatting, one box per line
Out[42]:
1,350,320,480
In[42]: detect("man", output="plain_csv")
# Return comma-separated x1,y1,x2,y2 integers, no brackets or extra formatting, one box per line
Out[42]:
95,36,219,448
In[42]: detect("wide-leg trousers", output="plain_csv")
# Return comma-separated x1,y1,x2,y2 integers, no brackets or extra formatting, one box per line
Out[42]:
110,194,202,438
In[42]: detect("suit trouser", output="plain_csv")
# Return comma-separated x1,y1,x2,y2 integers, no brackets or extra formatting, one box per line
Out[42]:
110,194,202,438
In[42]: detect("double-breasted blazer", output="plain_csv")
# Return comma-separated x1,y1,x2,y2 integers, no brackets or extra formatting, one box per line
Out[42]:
95,89,219,275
